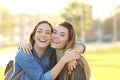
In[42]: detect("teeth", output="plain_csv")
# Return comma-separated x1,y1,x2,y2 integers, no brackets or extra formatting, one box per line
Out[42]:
40,39,46,41
53,40,59,44
40,40,46,42
39,39,47,43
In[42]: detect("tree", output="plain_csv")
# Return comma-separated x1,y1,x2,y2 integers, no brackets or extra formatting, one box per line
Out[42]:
33,13,64,27
0,7,14,35
60,0,92,40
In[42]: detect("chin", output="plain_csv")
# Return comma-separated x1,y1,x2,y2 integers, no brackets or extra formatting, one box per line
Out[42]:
51,45,57,48
51,46,61,50
39,45,48,48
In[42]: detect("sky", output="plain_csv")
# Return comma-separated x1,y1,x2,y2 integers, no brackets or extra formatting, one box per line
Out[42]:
0,0,120,20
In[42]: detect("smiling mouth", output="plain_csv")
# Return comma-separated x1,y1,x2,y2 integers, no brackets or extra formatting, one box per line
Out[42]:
39,39,47,43
52,40,60,44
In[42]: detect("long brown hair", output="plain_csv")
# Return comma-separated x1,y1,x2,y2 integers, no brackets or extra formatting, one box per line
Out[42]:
29,20,53,46
58,21,90,80
58,21,76,50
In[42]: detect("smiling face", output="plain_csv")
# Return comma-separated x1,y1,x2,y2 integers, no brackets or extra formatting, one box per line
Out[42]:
34,23,52,48
51,25,69,50
51,21,76,50
29,21,53,49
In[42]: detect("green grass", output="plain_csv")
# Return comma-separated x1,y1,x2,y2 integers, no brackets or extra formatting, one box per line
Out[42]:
0,46,18,80
0,46,18,56
0,46,120,80
0,67,5,80
84,47,120,80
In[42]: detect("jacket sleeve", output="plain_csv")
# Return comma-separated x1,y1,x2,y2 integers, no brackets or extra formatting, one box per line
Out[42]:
14,50,53,80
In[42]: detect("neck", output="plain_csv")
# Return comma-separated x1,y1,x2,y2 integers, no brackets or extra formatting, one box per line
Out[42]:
34,45,46,58
56,49,65,61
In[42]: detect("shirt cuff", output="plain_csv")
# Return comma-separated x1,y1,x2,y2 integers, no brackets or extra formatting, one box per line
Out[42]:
44,71,53,80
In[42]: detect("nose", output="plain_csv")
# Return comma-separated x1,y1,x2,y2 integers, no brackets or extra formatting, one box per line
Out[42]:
41,32,45,37
52,33,59,39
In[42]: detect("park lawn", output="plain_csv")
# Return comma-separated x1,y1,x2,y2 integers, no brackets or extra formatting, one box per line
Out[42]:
84,47,120,80
0,46,18,80
0,46,18,56
0,46,120,80
0,67,5,80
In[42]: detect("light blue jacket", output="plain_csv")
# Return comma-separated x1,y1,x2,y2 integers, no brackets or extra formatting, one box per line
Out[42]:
12,47,53,80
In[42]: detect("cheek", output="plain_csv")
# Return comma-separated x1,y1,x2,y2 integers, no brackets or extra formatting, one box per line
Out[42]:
35,33,40,37
48,35,51,39
47,35,52,42
34,34,38,40
44,33,51,38
60,39,68,47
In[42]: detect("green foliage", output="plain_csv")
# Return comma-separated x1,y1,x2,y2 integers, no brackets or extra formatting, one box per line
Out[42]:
0,7,14,35
103,17,113,35
60,1,92,38
46,14,64,27
33,14,64,28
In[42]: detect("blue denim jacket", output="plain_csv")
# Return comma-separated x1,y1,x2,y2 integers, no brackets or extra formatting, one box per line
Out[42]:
12,47,53,80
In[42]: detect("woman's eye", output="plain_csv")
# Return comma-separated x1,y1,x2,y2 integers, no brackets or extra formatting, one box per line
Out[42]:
46,32,51,34
37,30,42,33
61,34,65,37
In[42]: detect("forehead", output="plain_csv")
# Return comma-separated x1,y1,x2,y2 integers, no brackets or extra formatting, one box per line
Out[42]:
55,25,68,33
37,23,51,30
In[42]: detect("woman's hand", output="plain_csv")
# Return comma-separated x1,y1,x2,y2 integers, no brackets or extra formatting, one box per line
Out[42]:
63,49,79,64
19,42,32,54
67,60,77,74
65,49,80,73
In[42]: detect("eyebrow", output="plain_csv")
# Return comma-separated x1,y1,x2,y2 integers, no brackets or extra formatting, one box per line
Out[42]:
54,29,66,35
37,28,51,31
60,32,66,35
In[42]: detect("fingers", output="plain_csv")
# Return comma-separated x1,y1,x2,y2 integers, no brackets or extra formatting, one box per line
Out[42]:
63,49,80,64
67,63,71,73
22,45,27,53
67,60,77,74
70,62,74,71
68,49,80,59
73,60,77,69
26,43,32,53
19,43,32,54
21,43,28,53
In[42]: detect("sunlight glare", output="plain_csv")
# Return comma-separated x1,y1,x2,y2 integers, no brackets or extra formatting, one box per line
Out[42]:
0,0,120,20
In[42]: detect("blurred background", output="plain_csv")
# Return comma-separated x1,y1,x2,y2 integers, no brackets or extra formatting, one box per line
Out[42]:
0,0,120,80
